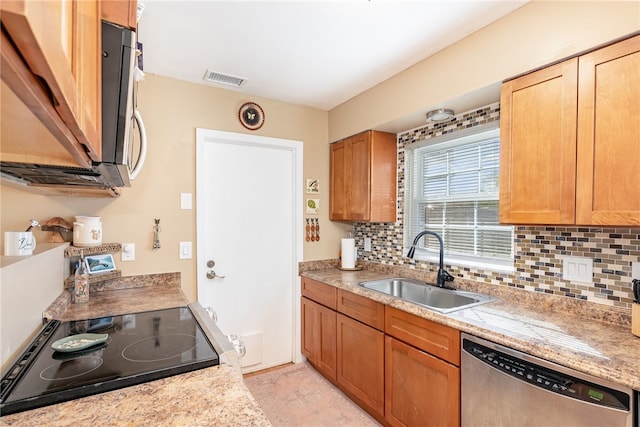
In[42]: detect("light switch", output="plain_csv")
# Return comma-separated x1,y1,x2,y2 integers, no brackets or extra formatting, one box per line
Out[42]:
121,243,135,261
562,256,593,284
180,193,193,210
179,241,192,259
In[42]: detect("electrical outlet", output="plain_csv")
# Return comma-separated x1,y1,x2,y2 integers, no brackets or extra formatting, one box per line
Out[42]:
633,261,640,279
364,237,372,252
562,256,592,284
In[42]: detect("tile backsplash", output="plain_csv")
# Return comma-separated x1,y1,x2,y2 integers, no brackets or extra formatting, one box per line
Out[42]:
354,102,639,310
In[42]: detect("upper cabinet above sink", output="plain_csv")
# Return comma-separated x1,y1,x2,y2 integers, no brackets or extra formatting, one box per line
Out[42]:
330,130,397,223
499,34,640,226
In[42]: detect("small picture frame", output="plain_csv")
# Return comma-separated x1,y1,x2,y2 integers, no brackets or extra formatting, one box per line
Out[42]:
306,179,319,194
85,254,116,274
306,198,319,214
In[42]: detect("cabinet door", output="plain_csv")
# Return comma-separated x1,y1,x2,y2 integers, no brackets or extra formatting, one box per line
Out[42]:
329,140,349,221
385,336,460,427
1,0,101,162
499,59,578,224
336,313,385,420
348,132,372,221
102,0,138,30
369,131,398,222
301,297,337,382
576,35,640,225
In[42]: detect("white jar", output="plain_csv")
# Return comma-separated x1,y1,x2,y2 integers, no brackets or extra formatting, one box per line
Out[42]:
73,216,102,247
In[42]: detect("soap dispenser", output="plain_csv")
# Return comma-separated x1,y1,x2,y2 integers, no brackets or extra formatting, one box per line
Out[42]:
73,250,90,304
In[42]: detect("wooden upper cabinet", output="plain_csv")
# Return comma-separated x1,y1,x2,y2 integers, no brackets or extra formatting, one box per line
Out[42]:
576,35,640,225
330,140,349,220
500,34,640,226
499,59,578,225
101,0,138,30
330,130,397,222
1,0,101,165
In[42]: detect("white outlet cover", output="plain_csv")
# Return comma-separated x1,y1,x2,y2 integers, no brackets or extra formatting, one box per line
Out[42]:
179,241,192,259
633,261,640,279
121,243,135,261
562,256,593,284
180,193,193,210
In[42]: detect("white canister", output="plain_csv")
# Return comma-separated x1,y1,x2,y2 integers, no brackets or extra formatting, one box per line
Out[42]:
73,216,102,247
4,231,36,256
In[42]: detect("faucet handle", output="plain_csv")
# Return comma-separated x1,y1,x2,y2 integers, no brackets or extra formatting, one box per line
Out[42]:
441,270,455,282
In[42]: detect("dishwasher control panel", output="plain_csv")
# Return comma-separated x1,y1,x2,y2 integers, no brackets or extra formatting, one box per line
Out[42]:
463,339,630,411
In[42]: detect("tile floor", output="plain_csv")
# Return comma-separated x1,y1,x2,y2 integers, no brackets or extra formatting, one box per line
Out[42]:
244,362,381,426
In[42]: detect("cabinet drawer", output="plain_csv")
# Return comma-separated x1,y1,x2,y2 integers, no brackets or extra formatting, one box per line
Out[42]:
385,306,460,365
337,289,385,331
301,277,337,310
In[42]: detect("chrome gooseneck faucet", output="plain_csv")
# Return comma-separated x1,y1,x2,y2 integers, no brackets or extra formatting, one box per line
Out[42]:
406,230,455,288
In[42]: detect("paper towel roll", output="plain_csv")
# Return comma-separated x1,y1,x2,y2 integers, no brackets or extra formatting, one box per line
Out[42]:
341,238,356,269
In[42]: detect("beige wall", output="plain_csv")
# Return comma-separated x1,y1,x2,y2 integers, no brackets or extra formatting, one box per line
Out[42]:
3,0,638,302
1,75,351,301
329,0,640,141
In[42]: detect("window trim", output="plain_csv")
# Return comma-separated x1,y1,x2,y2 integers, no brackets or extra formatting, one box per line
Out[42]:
403,121,514,272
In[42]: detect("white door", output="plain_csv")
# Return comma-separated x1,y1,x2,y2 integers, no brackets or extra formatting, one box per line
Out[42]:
195,129,303,373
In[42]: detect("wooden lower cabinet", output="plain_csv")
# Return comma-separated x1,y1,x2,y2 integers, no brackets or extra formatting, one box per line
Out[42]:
336,313,385,421
385,336,460,427
301,296,337,382
301,278,462,426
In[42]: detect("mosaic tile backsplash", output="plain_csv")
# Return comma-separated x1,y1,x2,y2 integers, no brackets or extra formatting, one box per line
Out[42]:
353,102,639,310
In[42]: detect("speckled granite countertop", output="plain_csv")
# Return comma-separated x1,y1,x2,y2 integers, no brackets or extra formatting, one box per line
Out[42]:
301,265,640,391
1,273,272,426
1,364,270,426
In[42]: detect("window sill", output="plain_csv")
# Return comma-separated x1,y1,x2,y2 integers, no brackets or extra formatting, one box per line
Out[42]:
406,249,515,275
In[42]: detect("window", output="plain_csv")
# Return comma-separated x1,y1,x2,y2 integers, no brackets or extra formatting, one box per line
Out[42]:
404,123,514,270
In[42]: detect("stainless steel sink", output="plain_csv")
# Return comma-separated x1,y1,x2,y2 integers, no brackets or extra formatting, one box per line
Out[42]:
359,278,494,313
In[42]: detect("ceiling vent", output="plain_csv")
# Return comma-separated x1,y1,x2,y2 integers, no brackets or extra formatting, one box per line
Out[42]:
203,70,246,87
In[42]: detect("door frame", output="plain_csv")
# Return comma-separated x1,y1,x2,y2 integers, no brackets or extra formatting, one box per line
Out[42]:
195,128,304,365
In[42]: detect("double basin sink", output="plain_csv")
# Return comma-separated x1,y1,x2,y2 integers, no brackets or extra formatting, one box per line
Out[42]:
359,278,494,314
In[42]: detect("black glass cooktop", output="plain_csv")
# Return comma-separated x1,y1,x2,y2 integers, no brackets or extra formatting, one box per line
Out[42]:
0,307,219,416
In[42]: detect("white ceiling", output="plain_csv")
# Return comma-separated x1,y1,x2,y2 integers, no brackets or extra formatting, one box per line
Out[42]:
137,1,527,121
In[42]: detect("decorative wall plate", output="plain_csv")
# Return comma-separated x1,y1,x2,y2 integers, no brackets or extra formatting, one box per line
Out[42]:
239,102,265,130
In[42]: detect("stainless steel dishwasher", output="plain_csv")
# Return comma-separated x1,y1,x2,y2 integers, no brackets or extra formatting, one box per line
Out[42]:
461,333,634,427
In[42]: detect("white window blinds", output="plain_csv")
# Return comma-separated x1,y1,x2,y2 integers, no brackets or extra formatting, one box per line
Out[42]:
405,124,513,266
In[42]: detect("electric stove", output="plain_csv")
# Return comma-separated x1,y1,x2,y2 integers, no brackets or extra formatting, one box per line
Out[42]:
0,306,219,415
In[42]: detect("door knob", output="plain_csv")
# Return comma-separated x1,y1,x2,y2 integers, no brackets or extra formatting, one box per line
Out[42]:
206,270,226,280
